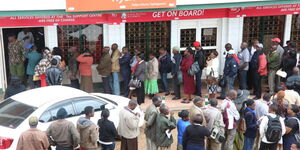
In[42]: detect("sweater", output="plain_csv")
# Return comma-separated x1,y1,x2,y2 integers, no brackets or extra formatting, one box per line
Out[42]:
76,54,93,76
97,53,112,76
182,125,211,150
97,119,118,143
156,114,176,147
117,107,140,139
244,108,258,138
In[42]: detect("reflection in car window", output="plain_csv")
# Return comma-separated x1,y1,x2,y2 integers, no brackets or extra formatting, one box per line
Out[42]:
0,98,36,128
39,100,75,123
73,97,106,115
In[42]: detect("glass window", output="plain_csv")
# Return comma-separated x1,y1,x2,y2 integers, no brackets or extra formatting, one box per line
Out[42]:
73,97,107,115
201,28,217,47
39,100,76,123
0,99,36,128
180,29,196,48
57,24,103,64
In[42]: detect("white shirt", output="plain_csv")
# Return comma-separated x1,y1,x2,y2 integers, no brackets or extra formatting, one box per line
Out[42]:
220,99,240,129
206,57,219,78
255,100,269,120
250,46,256,58
259,113,286,144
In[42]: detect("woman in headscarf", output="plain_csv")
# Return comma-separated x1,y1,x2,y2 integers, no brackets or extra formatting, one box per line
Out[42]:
34,49,52,87
77,50,94,93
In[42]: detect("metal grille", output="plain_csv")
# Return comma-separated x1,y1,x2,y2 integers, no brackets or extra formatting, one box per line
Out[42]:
57,24,103,64
243,16,285,49
291,14,300,51
180,29,196,48
201,28,217,47
125,21,171,55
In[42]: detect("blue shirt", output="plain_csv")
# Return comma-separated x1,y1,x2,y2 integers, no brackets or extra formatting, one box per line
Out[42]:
177,119,191,145
26,51,42,75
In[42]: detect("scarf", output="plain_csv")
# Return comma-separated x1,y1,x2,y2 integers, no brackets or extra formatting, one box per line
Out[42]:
158,51,167,61
246,107,256,116
132,60,144,74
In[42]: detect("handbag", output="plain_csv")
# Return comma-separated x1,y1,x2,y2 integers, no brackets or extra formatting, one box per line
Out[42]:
188,61,200,76
177,71,183,84
128,77,141,88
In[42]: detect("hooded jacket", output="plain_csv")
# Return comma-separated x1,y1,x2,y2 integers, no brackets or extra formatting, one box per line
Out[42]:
77,117,99,149
46,58,63,86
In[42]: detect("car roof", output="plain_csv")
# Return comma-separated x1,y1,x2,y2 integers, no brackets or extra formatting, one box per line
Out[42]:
11,86,91,107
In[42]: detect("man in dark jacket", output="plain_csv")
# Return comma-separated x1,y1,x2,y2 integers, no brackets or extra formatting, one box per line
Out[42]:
193,41,205,97
46,58,63,86
171,46,182,100
158,48,172,96
97,46,112,94
219,50,238,99
4,75,26,99
119,47,131,97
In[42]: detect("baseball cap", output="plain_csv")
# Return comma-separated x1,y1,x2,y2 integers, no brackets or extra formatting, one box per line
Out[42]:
257,43,264,48
272,38,281,43
193,41,201,47
29,116,38,126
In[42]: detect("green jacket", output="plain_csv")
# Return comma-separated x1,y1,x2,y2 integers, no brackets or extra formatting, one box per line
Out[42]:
156,114,176,147
97,53,112,76
144,104,159,141
267,51,280,71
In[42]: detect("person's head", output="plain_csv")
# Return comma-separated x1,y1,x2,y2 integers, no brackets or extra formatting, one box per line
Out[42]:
293,67,300,75
209,99,218,107
101,108,110,119
287,104,299,116
272,38,281,45
112,43,118,51
57,108,68,119
192,114,203,125
225,43,232,51
172,46,180,54
138,53,144,61
84,106,95,118
288,50,297,59
152,96,162,107
103,46,110,54
128,100,138,110
277,90,285,101
193,96,204,107
134,48,142,55
228,90,238,100
51,58,58,66
286,40,291,46
159,47,166,55
178,110,189,121
8,34,17,42
256,43,264,51
290,143,300,150
269,104,279,114
209,50,218,59
23,28,30,33
28,116,38,128
252,39,259,46
149,52,156,60
240,42,248,50
271,44,278,51
184,47,193,56
159,104,170,115
122,47,129,54
245,99,256,110
52,47,62,56
193,41,201,50
68,46,78,53
263,93,272,102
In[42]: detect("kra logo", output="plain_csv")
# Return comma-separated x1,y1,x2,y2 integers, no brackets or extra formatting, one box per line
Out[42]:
112,0,134,4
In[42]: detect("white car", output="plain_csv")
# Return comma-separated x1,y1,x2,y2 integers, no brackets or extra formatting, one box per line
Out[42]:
0,86,144,150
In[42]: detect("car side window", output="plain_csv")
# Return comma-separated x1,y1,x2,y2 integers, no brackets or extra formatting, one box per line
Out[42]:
39,100,76,123
73,97,107,115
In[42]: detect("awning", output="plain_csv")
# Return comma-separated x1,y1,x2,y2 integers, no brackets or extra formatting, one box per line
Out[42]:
0,3,299,27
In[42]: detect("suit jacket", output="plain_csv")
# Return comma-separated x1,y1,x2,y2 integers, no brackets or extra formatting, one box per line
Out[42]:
144,104,159,141
119,53,131,76
189,105,207,126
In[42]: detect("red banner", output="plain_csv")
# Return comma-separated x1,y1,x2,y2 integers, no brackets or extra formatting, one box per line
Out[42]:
0,4,299,27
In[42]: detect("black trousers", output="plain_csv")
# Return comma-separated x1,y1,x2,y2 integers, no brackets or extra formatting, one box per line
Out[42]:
173,74,181,98
247,67,253,90
253,71,262,98
70,79,80,89
259,142,277,150
102,76,112,94
136,82,145,105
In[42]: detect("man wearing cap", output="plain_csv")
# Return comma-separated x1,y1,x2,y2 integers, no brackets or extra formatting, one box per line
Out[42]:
16,116,50,150
238,42,250,90
47,108,80,150
250,43,267,99
218,50,238,99
193,41,205,97
171,46,182,100
272,38,284,63
267,45,281,94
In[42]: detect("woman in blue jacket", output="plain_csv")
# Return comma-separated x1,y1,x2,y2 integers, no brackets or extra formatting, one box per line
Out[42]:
177,110,191,150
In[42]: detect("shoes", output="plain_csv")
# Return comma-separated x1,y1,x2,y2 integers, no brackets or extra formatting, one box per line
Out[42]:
217,96,225,100
165,92,170,96
172,97,181,100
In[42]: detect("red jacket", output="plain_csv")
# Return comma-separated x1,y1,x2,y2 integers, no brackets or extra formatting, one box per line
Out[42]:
258,54,267,76
77,54,93,76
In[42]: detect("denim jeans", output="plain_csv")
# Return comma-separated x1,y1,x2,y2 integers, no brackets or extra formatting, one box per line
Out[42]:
160,72,169,92
243,136,255,150
101,143,115,150
102,76,112,94
238,70,248,90
111,72,120,95
221,75,236,97
195,69,203,96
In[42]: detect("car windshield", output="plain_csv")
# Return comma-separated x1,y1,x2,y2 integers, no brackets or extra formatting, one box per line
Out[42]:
0,98,37,129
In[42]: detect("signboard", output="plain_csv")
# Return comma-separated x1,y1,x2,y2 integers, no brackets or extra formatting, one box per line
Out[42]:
66,0,176,12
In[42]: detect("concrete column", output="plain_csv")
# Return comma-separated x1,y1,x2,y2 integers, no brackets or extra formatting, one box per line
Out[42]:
283,14,292,46
103,23,126,48
44,26,58,49
227,17,244,52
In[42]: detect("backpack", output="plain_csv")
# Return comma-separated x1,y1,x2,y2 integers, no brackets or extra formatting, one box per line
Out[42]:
265,115,282,143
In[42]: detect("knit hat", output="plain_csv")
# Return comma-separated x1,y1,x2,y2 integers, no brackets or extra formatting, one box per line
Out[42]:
193,41,201,47
29,116,38,126
57,108,68,119
172,46,180,51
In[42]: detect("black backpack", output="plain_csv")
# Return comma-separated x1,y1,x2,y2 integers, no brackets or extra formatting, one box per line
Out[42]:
266,115,282,143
